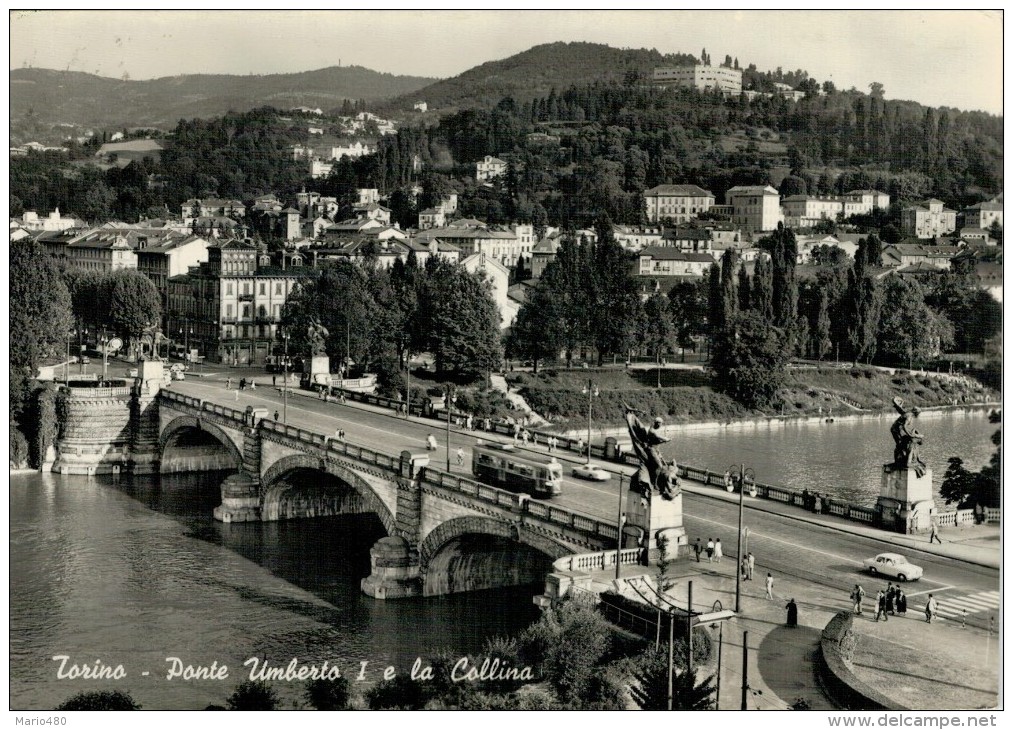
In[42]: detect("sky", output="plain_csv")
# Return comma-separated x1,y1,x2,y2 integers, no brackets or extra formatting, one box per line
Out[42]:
8,9,1004,114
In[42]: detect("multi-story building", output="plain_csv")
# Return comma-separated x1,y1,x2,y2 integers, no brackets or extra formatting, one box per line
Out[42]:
612,225,664,252
418,207,446,230
636,247,715,277
782,195,844,228
660,228,712,253
960,200,1003,230
461,253,516,329
15,208,85,232
881,243,961,271
900,199,957,239
652,65,742,95
166,240,320,365
725,185,782,232
476,155,507,182
413,224,520,267
135,234,212,294
643,185,715,223
41,227,190,273
844,189,890,215
181,198,246,219
357,188,380,206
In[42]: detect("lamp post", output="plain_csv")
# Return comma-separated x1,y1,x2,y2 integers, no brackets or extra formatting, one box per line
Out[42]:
445,389,456,472
405,355,412,419
179,320,193,364
281,330,290,424
99,332,109,383
730,463,756,614
79,328,87,374
580,379,599,464
65,328,75,383
615,472,626,580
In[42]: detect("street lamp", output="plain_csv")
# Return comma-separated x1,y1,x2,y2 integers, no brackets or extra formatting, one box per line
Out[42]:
79,328,87,374
281,330,290,424
729,463,756,614
99,332,109,383
445,388,457,472
65,327,75,383
179,321,193,364
581,379,599,464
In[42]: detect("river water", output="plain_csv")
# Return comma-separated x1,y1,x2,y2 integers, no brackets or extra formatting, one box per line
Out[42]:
9,471,539,711
662,408,996,505
10,409,996,709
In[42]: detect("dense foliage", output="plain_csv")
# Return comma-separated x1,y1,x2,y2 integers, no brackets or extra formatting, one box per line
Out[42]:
56,690,140,710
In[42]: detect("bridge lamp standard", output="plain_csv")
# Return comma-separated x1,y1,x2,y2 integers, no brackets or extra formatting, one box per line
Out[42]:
281,330,290,424
99,332,109,383
729,464,755,614
445,388,457,472
581,379,599,464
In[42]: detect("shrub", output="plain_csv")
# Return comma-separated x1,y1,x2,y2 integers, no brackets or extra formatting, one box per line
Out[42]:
226,681,278,710
56,690,140,710
10,425,30,469
305,677,351,710
365,674,427,710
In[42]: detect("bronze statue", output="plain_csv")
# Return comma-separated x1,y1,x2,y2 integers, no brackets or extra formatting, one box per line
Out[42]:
307,318,329,356
889,397,926,477
624,404,679,501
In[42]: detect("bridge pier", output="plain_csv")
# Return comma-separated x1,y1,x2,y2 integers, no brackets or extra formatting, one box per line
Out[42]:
213,471,262,523
360,536,422,599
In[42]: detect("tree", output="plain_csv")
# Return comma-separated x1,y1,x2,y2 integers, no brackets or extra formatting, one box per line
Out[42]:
876,277,952,368
642,293,676,386
10,240,73,423
56,690,140,710
710,310,789,409
305,677,351,710
518,601,611,706
751,254,774,321
226,681,279,710
631,646,716,710
667,279,708,359
586,221,642,364
425,261,502,380
107,270,161,358
507,281,560,372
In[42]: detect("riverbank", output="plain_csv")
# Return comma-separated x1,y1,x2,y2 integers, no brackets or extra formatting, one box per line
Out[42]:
554,401,999,439
508,365,998,433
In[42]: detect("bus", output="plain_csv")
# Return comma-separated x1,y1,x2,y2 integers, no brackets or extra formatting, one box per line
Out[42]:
471,442,563,499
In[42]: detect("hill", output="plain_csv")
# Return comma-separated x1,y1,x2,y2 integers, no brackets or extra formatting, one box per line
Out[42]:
9,66,438,131
387,41,696,112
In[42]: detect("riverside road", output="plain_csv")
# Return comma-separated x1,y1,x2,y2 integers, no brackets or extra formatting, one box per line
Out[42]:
169,377,999,628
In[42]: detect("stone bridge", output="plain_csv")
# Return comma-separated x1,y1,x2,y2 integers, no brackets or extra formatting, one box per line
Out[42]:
156,390,620,599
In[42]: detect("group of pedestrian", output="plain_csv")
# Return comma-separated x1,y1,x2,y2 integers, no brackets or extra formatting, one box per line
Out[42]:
801,489,826,514
699,537,722,563
739,552,755,581
546,435,559,452
872,582,908,621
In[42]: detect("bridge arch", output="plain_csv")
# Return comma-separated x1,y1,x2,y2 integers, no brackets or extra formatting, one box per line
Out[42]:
419,516,571,597
260,453,397,535
159,415,243,473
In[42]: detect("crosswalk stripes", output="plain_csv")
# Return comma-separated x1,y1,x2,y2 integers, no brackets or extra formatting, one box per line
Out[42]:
916,590,1000,619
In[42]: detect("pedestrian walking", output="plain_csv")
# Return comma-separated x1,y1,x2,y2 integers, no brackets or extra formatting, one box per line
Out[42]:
240,378,246,390
765,573,774,600
272,375,277,387
851,584,866,615
522,430,530,445
324,390,330,403
693,538,702,563
456,447,465,466
577,437,585,455
514,424,521,443
273,410,279,421
740,556,749,581
785,598,798,628
706,538,715,562
929,521,942,544
747,552,755,580
896,590,907,616
886,584,896,615
226,377,232,389
875,590,888,622
466,415,473,431
925,594,938,623
713,538,723,563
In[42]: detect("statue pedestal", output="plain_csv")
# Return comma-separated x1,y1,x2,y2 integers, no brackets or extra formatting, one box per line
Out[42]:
876,466,935,534
624,489,687,562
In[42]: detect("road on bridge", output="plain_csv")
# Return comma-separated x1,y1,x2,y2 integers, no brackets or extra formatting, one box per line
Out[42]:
170,377,999,628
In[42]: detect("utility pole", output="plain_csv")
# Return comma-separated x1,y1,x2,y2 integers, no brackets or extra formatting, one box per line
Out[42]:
714,622,723,709
687,581,694,677
741,630,749,710
666,610,674,711
282,331,290,424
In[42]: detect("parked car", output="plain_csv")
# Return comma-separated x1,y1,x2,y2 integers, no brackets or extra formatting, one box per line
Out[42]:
572,464,611,482
863,553,923,581
170,369,186,381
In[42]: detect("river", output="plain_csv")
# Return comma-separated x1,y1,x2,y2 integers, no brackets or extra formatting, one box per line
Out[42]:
661,408,996,505
9,470,539,711
10,409,996,709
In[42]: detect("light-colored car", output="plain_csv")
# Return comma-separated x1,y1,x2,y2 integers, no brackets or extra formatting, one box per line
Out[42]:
863,552,923,581
572,464,611,482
